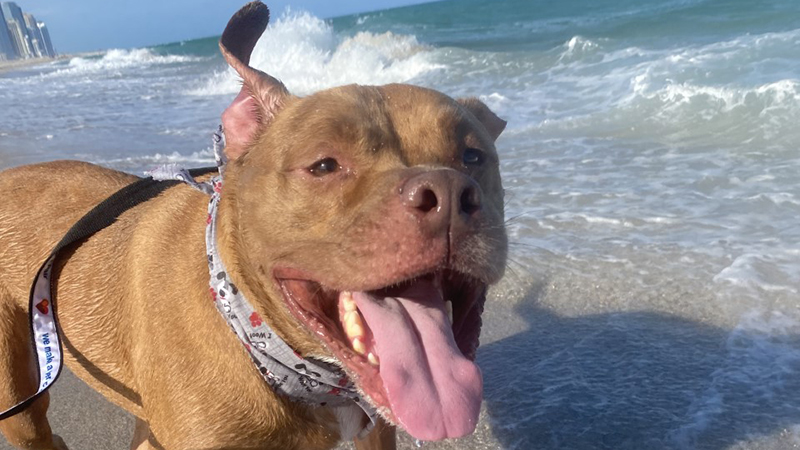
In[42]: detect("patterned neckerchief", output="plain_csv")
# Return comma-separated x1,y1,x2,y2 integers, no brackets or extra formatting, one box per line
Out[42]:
148,129,378,436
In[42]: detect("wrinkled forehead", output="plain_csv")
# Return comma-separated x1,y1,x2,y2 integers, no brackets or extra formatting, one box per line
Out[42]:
276,84,497,165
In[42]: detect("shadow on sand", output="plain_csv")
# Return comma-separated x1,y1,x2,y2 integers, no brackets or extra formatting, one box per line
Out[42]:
478,282,800,450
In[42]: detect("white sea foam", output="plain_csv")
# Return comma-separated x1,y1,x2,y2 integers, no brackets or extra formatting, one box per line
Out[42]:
544,212,637,228
43,48,202,78
519,27,800,149
85,149,215,173
478,92,509,112
749,192,800,206
556,36,602,63
186,10,443,97
641,216,680,225
356,14,376,25
713,252,800,294
628,78,800,112
667,307,800,447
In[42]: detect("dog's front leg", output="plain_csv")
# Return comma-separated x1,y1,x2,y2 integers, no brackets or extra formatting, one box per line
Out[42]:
129,418,154,450
354,418,396,450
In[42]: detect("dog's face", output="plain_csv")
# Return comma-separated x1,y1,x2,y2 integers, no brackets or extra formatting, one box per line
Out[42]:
217,2,507,441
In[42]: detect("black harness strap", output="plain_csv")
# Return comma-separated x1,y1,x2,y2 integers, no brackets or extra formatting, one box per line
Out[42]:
0,167,217,420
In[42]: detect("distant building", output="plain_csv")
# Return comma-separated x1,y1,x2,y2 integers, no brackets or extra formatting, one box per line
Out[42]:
0,7,16,60
1,2,33,58
0,2,54,61
37,21,53,57
6,19,27,58
23,13,44,57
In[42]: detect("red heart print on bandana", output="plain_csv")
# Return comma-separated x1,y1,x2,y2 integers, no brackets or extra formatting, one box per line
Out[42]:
36,299,50,315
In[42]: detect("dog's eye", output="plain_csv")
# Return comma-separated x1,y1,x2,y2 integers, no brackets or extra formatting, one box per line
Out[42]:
463,148,485,166
308,158,340,177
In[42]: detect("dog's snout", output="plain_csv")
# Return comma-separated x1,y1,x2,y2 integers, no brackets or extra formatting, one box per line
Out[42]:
459,183,482,216
402,170,482,233
408,185,440,213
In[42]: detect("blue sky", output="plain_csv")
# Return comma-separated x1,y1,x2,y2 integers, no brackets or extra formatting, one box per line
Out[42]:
14,0,433,54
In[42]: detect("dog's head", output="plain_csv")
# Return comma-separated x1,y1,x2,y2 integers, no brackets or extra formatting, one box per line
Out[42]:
216,2,507,441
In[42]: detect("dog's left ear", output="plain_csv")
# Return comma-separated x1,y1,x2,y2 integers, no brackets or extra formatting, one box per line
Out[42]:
457,97,507,142
220,1,293,160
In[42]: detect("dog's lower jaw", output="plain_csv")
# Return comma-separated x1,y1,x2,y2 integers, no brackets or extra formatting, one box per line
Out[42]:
276,269,487,441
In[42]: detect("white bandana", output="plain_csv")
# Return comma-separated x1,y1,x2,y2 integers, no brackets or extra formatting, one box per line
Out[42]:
205,175,377,418
155,129,379,435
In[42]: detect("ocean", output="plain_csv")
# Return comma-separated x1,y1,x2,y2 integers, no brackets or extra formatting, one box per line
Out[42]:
1,0,800,448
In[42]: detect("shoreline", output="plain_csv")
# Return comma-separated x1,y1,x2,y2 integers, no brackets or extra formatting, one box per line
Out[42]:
0,55,72,74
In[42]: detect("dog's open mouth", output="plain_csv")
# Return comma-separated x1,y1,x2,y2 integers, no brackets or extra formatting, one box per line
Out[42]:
276,269,486,441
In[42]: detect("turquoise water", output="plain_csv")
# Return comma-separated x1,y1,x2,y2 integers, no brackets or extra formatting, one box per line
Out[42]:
334,0,800,51
1,0,800,448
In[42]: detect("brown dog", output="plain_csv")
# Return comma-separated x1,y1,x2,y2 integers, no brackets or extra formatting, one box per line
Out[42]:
0,2,507,449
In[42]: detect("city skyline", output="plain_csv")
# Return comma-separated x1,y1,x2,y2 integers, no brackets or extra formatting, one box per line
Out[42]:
0,1,55,61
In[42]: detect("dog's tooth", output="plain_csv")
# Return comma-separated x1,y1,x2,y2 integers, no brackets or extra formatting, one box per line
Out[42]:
348,322,364,339
345,311,358,327
344,311,365,339
352,338,366,355
445,300,453,324
367,352,380,366
342,291,357,312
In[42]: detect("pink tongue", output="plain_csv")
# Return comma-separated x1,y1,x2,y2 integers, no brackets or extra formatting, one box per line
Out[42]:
353,287,482,441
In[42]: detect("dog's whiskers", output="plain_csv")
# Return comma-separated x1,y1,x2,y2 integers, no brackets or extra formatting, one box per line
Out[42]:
504,211,535,225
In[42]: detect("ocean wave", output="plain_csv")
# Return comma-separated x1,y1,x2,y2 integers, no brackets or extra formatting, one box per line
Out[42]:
547,14,800,71
542,212,684,229
186,10,443,97
713,251,800,294
556,36,603,63
625,79,800,120
745,192,800,207
518,27,800,149
86,149,215,173
43,48,203,78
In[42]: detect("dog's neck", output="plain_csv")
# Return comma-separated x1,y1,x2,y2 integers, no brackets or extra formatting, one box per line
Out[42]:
149,136,378,437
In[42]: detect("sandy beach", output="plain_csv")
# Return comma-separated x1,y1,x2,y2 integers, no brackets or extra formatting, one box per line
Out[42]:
0,55,70,74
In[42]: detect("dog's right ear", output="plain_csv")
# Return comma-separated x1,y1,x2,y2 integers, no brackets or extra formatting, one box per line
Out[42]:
220,1,291,160
457,97,507,142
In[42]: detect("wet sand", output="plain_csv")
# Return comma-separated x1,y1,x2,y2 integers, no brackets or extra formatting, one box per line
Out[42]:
2,268,798,449
0,56,70,74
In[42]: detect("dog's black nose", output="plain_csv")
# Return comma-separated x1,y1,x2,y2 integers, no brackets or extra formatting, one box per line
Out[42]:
401,169,482,234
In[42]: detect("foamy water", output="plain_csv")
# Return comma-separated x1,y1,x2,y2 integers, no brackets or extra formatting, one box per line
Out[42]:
1,0,800,448
188,11,443,97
